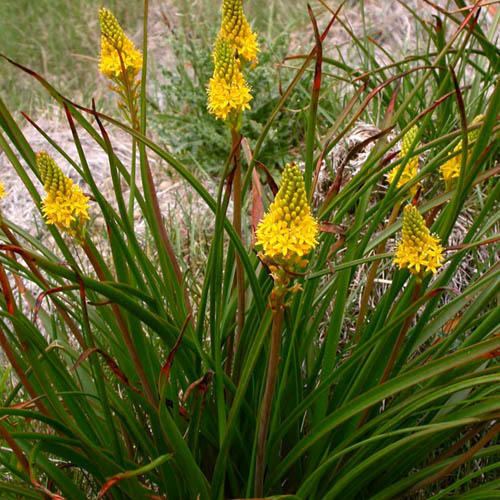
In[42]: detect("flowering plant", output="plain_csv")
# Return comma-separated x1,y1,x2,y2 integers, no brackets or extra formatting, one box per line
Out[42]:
0,1,498,499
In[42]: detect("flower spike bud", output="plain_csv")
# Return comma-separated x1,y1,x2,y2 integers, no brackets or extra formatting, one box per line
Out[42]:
256,163,319,269
221,0,259,64
98,8,142,80
387,125,420,195
36,152,90,240
440,114,484,183
207,37,252,122
99,8,125,49
394,205,444,275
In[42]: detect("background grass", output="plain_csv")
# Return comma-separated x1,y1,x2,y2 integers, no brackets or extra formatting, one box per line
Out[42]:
0,0,306,115
0,0,311,175
0,0,143,113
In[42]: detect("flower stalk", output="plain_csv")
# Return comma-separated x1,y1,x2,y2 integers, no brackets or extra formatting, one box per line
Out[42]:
225,128,245,377
255,283,285,497
254,164,318,496
378,203,445,382
208,0,258,376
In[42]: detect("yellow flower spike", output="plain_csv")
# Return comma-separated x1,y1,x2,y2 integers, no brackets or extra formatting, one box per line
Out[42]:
394,205,444,276
440,114,484,183
207,37,252,122
220,0,259,64
99,7,125,49
387,125,420,195
0,182,5,200
98,7,142,80
36,151,90,240
256,163,319,269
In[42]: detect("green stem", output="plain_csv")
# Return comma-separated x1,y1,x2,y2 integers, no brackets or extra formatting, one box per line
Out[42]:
227,128,245,378
255,295,284,497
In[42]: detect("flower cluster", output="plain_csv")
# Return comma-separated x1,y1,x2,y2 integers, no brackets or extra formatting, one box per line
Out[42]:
394,205,444,275
36,152,90,240
207,0,257,124
387,125,420,195
256,163,319,269
220,0,259,64
207,38,252,121
99,8,142,80
440,115,483,183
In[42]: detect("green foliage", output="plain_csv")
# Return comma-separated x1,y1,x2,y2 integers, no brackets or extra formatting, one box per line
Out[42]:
0,1,499,499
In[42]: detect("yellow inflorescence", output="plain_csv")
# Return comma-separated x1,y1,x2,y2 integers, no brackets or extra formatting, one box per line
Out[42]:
0,182,5,200
98,8,142,80
256,163,319,267
207,37,252,121
220,0,259,64
36,152,90,239
99,7,125,48
387,125,420,195
394,205,444,275
440,115,484,183
440,143,462,183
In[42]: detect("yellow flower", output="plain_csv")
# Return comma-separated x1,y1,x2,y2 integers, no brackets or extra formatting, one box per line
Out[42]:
0,182,5,199
440,143,462,182
99,37,143,80
207,37,252,121
256,163,319,267
440,115,484,183
99,7,125,49
98,8,142,80
387,125,420,195
220,0,259,64
394,205,444,275
36,152,90,239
